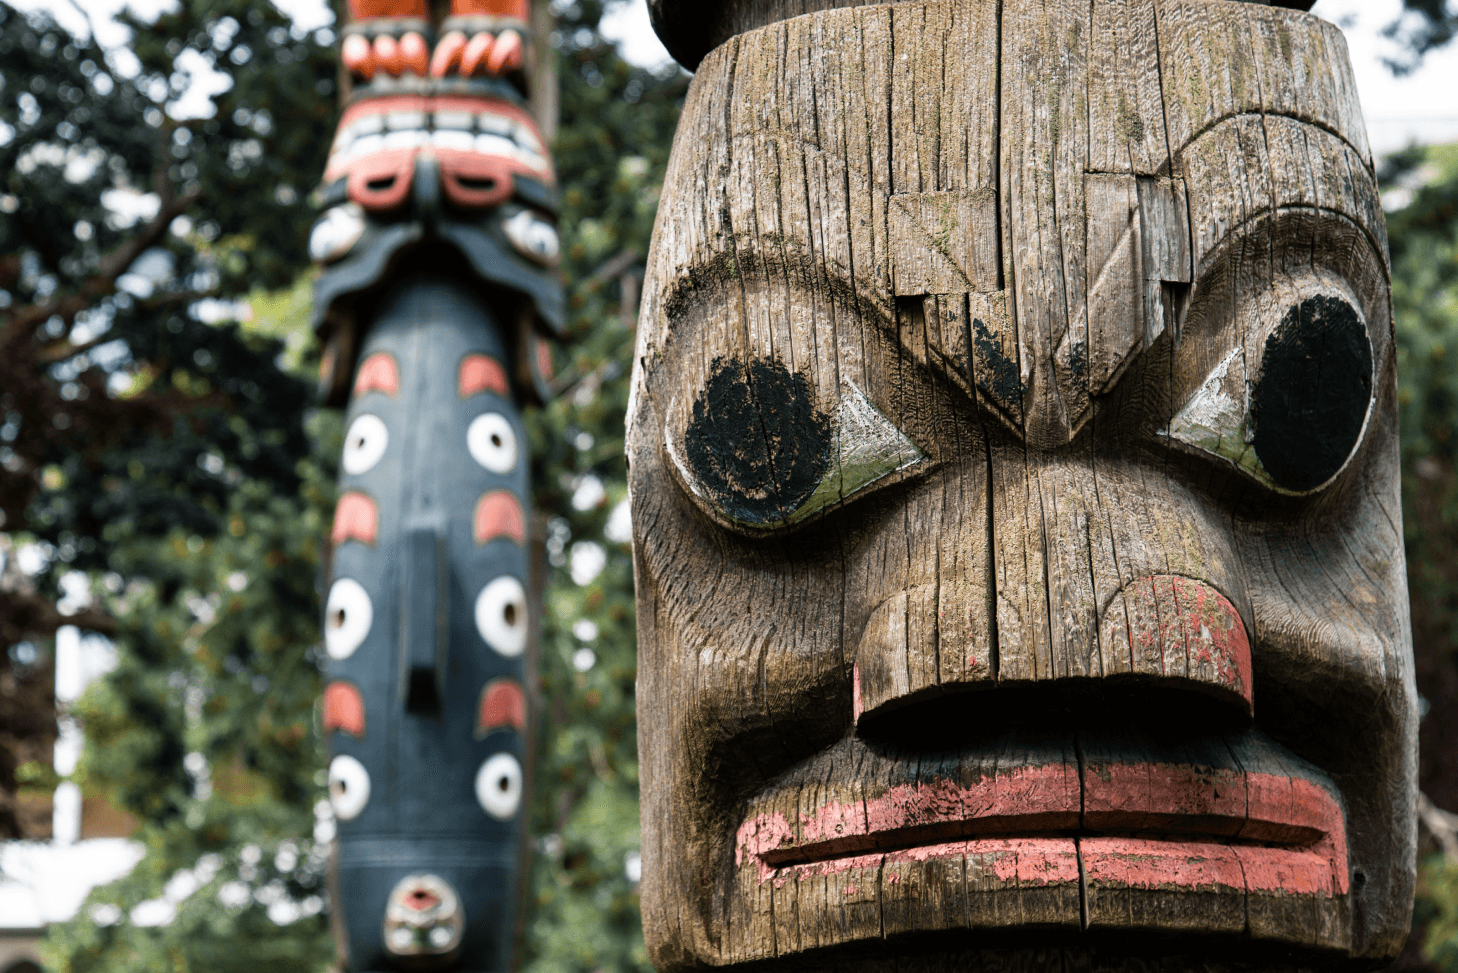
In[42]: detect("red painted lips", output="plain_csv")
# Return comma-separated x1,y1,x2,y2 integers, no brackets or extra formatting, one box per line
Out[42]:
736,730,1347,913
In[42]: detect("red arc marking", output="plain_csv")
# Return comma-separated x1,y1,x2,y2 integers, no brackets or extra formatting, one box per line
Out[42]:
477,679,526,735
460,353,509,398
354,352,400,397
333,492,380,546
323,681,366,736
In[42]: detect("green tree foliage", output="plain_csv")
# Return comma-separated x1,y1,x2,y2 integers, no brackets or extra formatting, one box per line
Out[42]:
0,0,336,847
1384,142,1458,972
0,0,341,967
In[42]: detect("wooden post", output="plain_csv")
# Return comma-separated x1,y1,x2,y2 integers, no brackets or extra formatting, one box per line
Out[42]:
310,1,562,969
627,0,1415,969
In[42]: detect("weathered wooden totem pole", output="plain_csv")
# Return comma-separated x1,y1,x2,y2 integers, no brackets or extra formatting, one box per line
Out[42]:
309,1,560,969
628,0,1416,969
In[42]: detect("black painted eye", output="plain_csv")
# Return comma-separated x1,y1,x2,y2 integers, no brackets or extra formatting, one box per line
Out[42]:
1251,295,1373,492
667,357,924,528
1169,292,1374,495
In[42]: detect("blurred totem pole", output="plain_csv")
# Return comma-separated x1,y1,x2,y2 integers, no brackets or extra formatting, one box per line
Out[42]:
307,1,562,969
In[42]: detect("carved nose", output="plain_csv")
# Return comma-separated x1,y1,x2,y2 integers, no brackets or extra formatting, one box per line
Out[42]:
853,573,1252,723
851,453,1254,725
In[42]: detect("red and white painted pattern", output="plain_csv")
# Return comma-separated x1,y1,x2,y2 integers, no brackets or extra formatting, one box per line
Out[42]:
323,95,553,212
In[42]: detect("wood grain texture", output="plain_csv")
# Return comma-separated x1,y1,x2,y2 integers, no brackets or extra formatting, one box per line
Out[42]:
630,0,1414,969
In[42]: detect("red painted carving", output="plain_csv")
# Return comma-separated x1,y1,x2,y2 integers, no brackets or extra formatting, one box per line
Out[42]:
459,354,509,398
474,491,525,545
348,0,426,19
354,352,400,397
333,491,380,546
1115,575,1252,706
534,336,554,382
477,679,527,735
737,762,1346,896
324,681,367,736
325,96,552,214
451,0,529,17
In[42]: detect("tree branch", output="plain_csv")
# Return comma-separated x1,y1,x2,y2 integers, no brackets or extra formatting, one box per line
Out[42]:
1420,791,1458,862
0,589,117,643
1,187,204,341
34,289,220,364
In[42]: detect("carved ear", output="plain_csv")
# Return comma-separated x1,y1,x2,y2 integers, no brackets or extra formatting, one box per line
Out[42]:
1168,291,1374,495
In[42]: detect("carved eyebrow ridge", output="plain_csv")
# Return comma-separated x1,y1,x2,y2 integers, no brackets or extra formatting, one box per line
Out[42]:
660,241,894,339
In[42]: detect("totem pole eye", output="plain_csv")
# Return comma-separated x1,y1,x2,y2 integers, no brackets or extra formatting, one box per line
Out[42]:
1169,292,1375,495
342,414,389,475
474,753,523,820
467,413,519,473
666,357,925,529
475,576,528,656
502,209,560,266
309,203,367,264
328,754,371,820
325,578,373,660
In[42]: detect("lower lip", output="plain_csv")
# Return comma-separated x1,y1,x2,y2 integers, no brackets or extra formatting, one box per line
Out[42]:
737,762,1347,900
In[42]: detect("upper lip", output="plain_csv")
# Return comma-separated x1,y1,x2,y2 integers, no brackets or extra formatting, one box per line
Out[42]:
735,727,1346,893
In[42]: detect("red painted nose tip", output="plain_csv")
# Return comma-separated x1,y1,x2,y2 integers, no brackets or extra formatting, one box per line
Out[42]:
404,888,441,911
1107,574,1253,709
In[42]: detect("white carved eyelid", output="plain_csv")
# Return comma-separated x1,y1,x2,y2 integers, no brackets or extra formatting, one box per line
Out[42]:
310,204,367,265
468,413,519,473
475,576,527,656
325,578,373,660
503,210,560,265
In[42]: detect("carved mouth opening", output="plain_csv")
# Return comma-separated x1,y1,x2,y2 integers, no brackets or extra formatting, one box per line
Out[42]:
456,176,498,192
757,815,1325,870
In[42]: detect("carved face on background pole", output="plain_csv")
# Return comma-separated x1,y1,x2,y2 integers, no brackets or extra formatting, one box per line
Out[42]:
627,0,1416,969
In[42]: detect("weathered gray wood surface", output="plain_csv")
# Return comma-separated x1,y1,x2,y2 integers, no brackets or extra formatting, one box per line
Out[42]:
628,0,1415,970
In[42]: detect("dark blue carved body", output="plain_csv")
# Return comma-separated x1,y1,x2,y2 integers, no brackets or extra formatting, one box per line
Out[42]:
324,273,532,972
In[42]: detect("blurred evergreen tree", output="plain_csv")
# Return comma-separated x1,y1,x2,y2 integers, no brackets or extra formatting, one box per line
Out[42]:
0,0,336,851
1383,142,1458,973
0,1,342,966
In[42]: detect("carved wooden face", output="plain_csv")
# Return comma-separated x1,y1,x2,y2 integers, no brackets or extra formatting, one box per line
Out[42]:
627,0,1416,969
